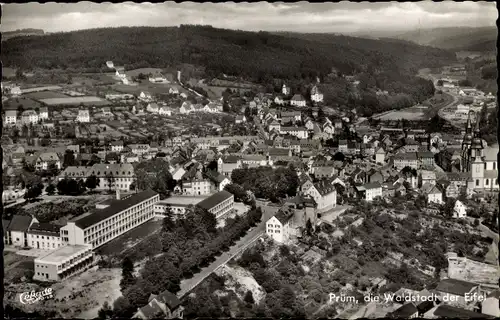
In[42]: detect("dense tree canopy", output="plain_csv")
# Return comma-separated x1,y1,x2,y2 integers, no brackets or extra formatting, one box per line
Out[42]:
231,167,299,201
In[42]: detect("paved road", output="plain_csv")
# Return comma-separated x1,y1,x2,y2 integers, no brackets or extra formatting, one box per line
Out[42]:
177,205,277,299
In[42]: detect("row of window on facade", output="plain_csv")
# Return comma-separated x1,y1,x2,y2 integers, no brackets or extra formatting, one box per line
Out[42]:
84,214,151,243
83,204,151,236
267,229,281,233
32,241,59,248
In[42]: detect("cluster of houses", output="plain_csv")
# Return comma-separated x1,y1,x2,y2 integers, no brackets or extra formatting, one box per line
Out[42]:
273,83,324,107
4,107,50,126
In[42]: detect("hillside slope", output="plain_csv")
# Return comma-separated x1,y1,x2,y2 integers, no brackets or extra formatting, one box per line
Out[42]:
394,26,497,51
2,25,455,79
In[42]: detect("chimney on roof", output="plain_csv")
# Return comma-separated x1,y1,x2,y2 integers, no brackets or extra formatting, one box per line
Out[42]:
116,188,121,200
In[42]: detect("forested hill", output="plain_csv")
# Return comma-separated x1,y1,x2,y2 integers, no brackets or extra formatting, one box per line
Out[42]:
2,25,456,80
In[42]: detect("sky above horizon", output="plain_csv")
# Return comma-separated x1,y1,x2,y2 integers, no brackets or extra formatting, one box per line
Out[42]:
1,1,497,34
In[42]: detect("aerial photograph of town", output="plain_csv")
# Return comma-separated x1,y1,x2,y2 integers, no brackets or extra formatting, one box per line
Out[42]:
1,1,498,319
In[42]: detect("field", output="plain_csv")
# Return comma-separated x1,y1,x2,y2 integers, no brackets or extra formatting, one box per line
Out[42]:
124,68,164,77
372,107,426,121
24,91,71,100
95,219,163,265
3,97,42,110
38,96,111,106
3,67,17,78
111,82,186,95
4,251,35,284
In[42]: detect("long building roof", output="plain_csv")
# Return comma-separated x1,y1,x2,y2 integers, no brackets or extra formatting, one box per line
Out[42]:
197,190,233,211
71,189,158,229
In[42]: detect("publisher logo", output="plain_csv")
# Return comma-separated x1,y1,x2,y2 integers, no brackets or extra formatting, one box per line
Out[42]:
19,288,54,304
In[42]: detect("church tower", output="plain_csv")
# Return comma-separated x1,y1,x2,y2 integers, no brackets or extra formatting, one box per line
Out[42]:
470,115,485,189
461,111,474,172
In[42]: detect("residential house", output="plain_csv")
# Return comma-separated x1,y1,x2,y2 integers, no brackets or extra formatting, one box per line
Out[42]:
77,109,91,123
86,163,135,191
424,305,493,319
139,91,153,101
169,87,179,95
133,290,184,319
266,209,294,244
11,86,22,95
445,183,460,198
338,140,348,153
205,171,231,192
36,152,62,171
147,103,160,114
27,223,62,250
159,107,172,116
418,151,435,168
4,110,17,125
21,110,39,124
387,303,419,319
363,182,383,201
268,120,281,132
427,185,443,205
419,170,436,187
128,144,150,156
280,127,308,139
290,94,306,107
453,200,467,219
217,156,242,177
482,290,500,317
310,85,324,103
235,115,246,124
282,84,291,95
303,180,337,211
434,278,480,308
310,161,336,179
39,107,49,120
179,101,193,114
148,72,168,83
393,153,419,170
366,169,384,184
274,95,285,105
281,111,302,123
110,141,124,153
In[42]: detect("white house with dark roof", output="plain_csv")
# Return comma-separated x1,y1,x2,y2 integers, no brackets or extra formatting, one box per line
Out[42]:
110,140,124,152
303,180,337,212
4,110,17,125
482,289,500,317
158,106,172,116
266,209,295,244
21,110,39,124
77,109,90,123
282,84,291,95
27,223,62,250
147,103,160,114
280,126,308,139
134,290,184,319
290,94,306,107
310,85,324,103
453,200,467,219
39,107,49,120
36,152,61,171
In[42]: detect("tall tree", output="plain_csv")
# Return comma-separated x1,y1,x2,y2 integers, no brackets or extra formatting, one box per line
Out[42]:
120,257,136,292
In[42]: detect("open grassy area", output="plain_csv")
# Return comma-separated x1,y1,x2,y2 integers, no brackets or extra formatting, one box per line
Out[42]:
24,91,71,100
95,218,163,266
3,97,42,110
4,251,35,284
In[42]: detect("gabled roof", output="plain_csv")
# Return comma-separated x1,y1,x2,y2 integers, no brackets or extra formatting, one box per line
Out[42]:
28,222,61,236
138,300,163,319
364,182,382,190
432,304,494,319
152,290,182,310
291,94,305,101
388,303,418,318
313,180,336,196
274,209,294,225
38,152,60,162
435,279,478,296
7,215,33,232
